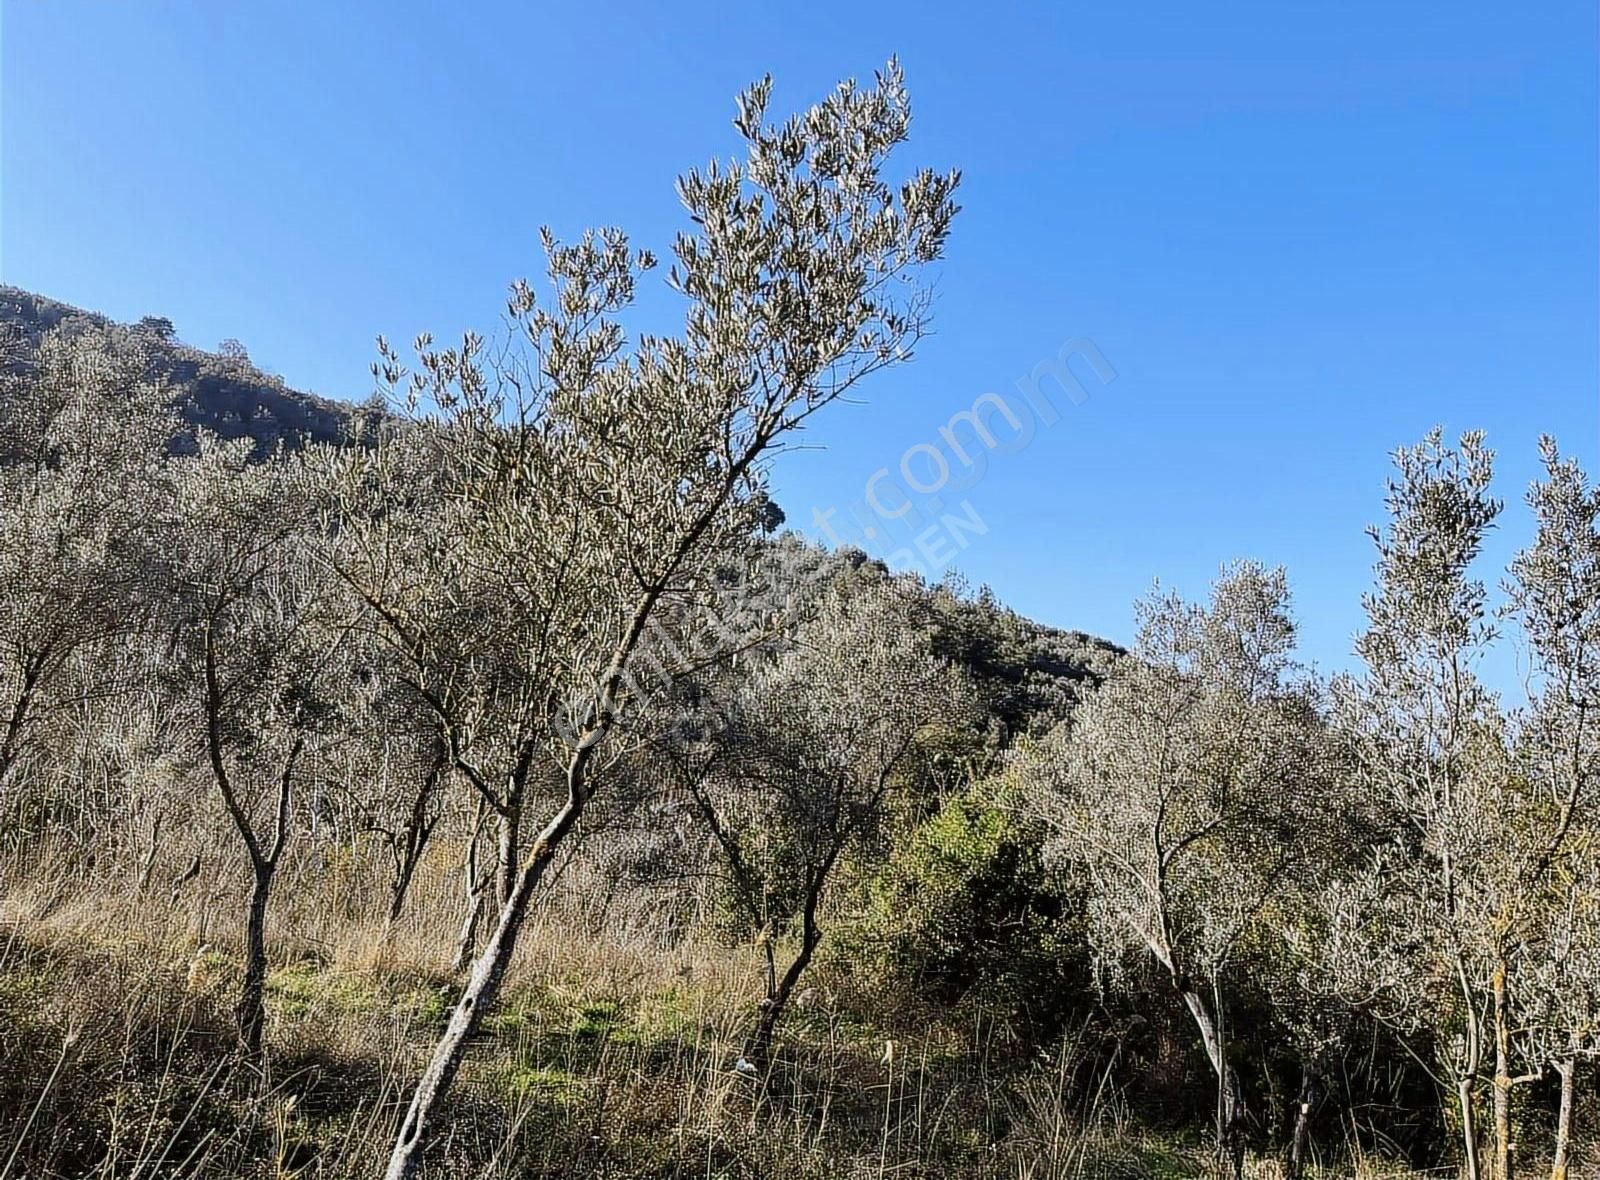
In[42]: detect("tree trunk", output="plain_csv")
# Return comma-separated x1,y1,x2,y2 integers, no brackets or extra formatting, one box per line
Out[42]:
746,923,821,1068
384,751,590,1180
1492,963,1514,1180
451,883,486,974
387,856,418,926
1459,1075,1483,1180
1551,1059,1574,1180
1286,1063,1321,1180
238,862,274,1061
137,816,163,893
451,805,490,973
386,754,445,925
1179,987,1244,1179
494,742,538,907
0,655,44,796
495,800,520,907
202,614,296,1068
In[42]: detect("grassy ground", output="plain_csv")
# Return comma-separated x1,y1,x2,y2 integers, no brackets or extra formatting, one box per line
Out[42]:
0,848,1467,1179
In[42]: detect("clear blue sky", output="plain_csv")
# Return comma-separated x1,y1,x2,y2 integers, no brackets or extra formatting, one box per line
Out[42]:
5,1,1596,684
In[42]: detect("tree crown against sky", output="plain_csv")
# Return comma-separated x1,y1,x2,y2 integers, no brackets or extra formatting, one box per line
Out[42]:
6,1,1592,688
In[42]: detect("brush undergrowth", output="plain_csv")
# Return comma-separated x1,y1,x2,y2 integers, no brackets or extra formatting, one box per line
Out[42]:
0,855,1464,1179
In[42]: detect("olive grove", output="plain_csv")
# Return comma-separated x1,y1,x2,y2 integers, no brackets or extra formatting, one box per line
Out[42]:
0,69,1594,1180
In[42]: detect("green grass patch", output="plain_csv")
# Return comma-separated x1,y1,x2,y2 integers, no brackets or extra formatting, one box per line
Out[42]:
266,960,376,1019
494,1063,586,1105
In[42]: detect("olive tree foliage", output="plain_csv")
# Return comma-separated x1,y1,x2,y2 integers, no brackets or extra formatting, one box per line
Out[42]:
320,419,548,940
165,438,351,1062
364,63,959,1180
327,632,451,929
1031,561,1329,1175
0,323,176,821
666,579,973,1064
1312,433,1600,1180
1504,438,1600,1179
1311,430,1508,1180
1518,850,1600,1180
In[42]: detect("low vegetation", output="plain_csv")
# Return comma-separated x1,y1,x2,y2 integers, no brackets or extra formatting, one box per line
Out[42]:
0,63,1594,1180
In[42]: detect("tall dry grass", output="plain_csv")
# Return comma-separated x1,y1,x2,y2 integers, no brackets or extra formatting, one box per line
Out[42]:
0,830,1460,1179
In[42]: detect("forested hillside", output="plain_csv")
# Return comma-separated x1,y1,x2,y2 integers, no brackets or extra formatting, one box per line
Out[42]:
0,285,1122,735
0,286,360,456
0,64,1595,1180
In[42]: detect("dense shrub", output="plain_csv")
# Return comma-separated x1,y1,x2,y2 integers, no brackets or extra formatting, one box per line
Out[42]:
854,777,1090,1044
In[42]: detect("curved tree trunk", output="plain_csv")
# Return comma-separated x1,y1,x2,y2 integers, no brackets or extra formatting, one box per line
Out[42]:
1285,1063,1321,1180
741,839,853,1073
387,857,419,927
1179,986,1244,1180
746,920,821,1068
384,750,590,1180
1550,1059,1574,1180
0,653,45,796
238,862,275,1061
451,887,486,974
386,751,446,925
203,618,297,1069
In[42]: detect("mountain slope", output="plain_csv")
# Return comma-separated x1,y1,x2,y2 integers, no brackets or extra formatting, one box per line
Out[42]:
1,285,1123,718
0,286,359,457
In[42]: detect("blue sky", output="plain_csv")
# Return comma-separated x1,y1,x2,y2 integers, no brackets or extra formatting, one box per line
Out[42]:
4,1,1595,685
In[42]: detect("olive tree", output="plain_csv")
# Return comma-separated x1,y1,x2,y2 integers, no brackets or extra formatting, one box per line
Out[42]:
667,578,970,1066
1313,430,1509,1180
1505,437,1600,1178
166,438,349,1062
372,62,959,1179
1317,433,1600,1180
0,323,174,817
1031,561,1328,1176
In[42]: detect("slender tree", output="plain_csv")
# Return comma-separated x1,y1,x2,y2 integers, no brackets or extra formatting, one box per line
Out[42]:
1316,429,1506,1180
374,62,959,1178
669,579,968,1066
167,438,348,1062
1033,562,1328,1177
1506,437,1600,1179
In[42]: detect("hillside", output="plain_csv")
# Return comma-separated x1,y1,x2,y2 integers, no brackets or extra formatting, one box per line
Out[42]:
0,286,1123,729
0,286,358,457
5,20,1593,1178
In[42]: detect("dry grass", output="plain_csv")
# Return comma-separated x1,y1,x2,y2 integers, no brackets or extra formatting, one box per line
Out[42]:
0,836,1453,1179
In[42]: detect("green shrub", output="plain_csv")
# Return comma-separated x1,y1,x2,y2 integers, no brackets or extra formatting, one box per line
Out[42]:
852,777,1090,1041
